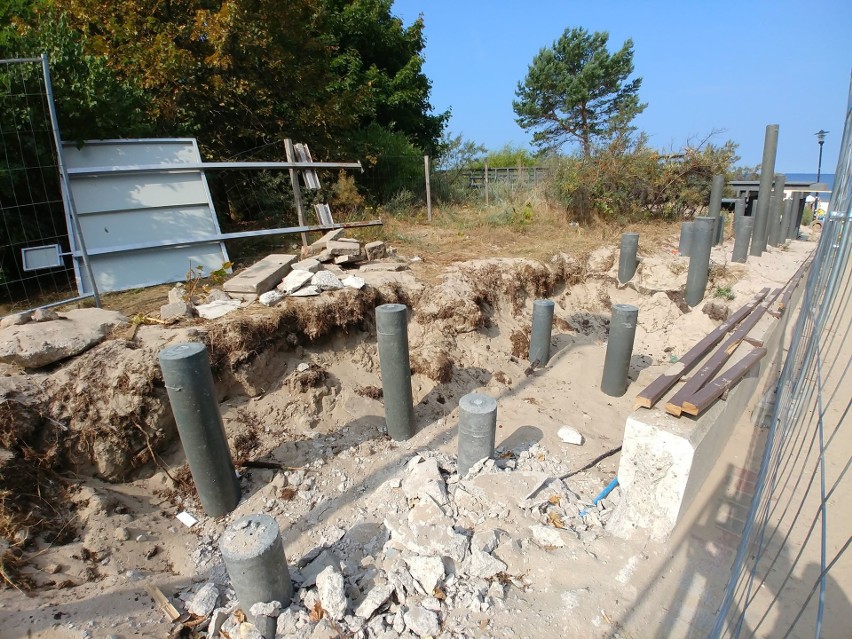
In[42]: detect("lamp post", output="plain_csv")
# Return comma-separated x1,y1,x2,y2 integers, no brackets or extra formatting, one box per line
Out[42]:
815,130,829,183
814,129,829,216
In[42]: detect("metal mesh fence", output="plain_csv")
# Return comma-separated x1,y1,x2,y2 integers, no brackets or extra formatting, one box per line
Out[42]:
0,57,79,312
710,76,852,638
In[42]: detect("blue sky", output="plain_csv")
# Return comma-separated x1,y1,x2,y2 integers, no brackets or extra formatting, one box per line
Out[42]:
393,0,851,173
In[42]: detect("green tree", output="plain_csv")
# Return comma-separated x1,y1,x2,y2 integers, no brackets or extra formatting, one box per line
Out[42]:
513,27,645,157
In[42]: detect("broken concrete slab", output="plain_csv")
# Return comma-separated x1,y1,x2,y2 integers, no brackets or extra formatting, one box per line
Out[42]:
195,299,241,320
259,290,285,307
0,308,127,368
31,308,59,322
359,263,409,272
557,426,584,446
354,583,394,619
333,253,365,266
311,271,343,291
291,258,322,273
365,241,387,260
404,555,444,594
403,605,440,638
316,565,347,620
0,312,31,328
187,582,220,617
290,286,320,297
302,229,345,257
160,301,194,320
278,270,314,294
326,240,361,257
205,288,232,303
223,254,296,296
342,276,365,290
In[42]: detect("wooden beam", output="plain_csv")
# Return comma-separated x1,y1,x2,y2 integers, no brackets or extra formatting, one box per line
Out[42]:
284,139,309,247
634,288,770,409
681,347,767,416
665,292,776,416
145,584,180,622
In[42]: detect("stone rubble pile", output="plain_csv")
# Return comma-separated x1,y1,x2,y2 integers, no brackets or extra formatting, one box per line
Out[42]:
160,231,391,319
174,443,620,638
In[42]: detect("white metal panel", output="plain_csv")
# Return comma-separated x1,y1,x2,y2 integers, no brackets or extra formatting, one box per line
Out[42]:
78,206,220,250
70,172,210,213
62,139,200,168
82,244,228,293
63,139,229,294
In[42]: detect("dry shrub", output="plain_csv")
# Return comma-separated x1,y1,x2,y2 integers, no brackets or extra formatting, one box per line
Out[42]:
411,350,453,383
289,364,328,392
355,385,383,400
510,329,530,359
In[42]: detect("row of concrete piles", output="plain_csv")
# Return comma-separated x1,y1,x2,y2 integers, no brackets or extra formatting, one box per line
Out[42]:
679,124,805,270
153,287,644,632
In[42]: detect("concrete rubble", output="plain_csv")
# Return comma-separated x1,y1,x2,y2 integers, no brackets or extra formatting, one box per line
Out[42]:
173,443,619,638
0,308,127,368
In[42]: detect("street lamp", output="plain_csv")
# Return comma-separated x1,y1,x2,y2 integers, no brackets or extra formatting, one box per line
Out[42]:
815,129,829,182
814,130,829,217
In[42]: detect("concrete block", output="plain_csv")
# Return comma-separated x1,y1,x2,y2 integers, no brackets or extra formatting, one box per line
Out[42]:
301,229,345,257
608,276,806,541
327,240,362,257
365,241,387,260
334,253,365,266
291,258,322,273
223,254,296,295
160,301,195,320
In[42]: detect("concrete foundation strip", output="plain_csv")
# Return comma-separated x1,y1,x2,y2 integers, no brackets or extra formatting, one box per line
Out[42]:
680,347,768,416
634,287,770,410
665,291,779,417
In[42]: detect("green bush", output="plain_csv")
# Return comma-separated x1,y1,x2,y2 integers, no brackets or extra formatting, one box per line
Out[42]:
801,205,814,227
547,134,738,224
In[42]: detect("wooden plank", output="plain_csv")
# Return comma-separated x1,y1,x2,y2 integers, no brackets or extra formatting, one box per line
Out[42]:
145,584,181,621
665,293,776,416
681,347,767,416
284,139,309,247
634,288,770,409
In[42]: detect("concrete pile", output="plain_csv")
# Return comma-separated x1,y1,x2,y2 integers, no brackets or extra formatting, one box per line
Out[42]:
173,444,619,638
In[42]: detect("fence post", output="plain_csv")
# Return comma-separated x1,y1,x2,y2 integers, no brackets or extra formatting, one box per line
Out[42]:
484,159,489,206
732,199,751,263
42,53,102,307
424,155,432,222
528,299,555,366
679,221,695,257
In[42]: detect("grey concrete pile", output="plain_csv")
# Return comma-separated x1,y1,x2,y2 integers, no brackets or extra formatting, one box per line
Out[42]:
174,444,619,638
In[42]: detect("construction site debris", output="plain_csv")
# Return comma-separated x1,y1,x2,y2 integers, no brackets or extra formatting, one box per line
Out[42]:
0,308,127,368
160,301,195,320
557,426,585,445
224,254,297,298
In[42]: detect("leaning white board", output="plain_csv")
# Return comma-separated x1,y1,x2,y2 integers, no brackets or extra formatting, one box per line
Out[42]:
63,138,229,294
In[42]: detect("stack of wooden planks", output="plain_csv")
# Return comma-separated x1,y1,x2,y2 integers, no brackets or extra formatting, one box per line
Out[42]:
634,256,813,418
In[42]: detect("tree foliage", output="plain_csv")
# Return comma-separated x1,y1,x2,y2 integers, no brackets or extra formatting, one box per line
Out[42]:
514,27,645,157
3,0,446,162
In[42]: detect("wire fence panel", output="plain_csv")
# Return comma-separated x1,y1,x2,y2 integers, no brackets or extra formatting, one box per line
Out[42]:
710,75,852,639
0,57,80,313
